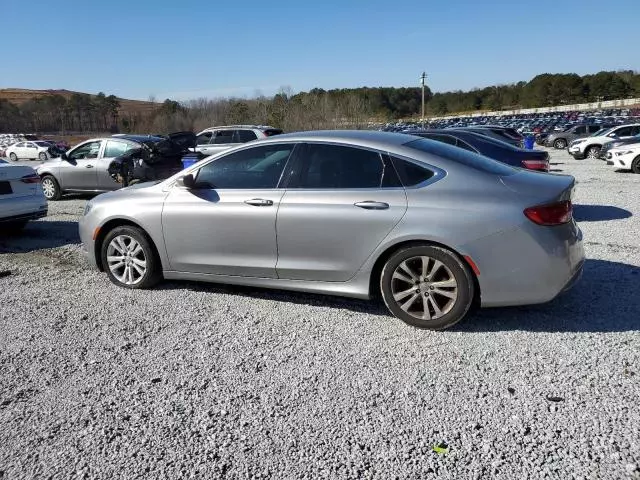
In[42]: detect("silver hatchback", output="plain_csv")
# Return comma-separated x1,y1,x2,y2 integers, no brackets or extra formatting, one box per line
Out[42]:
79,131,584,330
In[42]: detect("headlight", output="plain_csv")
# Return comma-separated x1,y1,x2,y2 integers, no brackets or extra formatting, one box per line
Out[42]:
83,202,93,216
572,139,587,145
615,151,634,156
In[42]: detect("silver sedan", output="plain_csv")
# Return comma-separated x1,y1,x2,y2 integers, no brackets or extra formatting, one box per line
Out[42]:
79,130,584,330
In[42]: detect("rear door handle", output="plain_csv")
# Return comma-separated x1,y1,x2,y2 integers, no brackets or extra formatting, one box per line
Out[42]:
85,165,94,168
244,198,274,206
354,201,389,210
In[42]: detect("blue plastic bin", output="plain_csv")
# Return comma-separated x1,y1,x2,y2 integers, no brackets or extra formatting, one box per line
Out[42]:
182,157,197,169
523,135,535,150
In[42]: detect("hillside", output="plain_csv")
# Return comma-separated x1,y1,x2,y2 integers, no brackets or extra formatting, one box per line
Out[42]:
0,88,160,116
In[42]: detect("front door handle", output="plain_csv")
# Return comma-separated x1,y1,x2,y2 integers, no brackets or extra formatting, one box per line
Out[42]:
85,164,94,168
354,201,389,210
244,198,274,207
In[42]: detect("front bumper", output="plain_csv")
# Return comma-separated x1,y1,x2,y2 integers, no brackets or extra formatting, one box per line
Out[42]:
606,152,636,169
568,145,586,159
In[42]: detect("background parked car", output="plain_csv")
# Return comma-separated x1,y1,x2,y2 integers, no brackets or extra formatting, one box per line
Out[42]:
194,125,283,156
544,124,611,149
0,162,47,231
606,144,640,173
458,126,524,147
5,141,53,161
568,124,640,159
598,133,640,160
406,129,550,171
36,134,184,200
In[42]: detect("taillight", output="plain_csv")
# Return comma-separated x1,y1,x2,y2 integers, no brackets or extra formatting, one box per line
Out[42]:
521,159,549,172
524,200,572,226
20,174,41,184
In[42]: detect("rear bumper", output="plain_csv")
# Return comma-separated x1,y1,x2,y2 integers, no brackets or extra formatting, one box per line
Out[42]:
462,221,585,308
0,196,48,223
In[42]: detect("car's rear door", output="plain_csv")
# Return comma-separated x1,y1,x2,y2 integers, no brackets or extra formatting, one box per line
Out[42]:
275,142,408,281
98,139,136,190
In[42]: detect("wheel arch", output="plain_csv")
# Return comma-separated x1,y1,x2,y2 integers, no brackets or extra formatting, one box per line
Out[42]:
368,239,481,307
93,218,162,272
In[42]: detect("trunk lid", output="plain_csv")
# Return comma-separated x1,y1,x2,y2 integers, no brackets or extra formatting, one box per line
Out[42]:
500,170,575,204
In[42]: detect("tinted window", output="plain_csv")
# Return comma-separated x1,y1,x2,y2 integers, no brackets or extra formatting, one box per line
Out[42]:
404,138,516,176
14,142,24,147
573,126,587,134
213,130,235,144
196,132,213,145
587,125,602,133
455,138,476,152
263,129,283,137
104,140,133,158
234,130,258,143
613,126,632,137
390,157,434,187
294,144,385,189
195,144,294,189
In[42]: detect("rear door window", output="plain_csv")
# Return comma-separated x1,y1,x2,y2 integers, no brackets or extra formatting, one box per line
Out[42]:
290,144,388,189
213,130,235,144
233,130,258,143
104,140,134,158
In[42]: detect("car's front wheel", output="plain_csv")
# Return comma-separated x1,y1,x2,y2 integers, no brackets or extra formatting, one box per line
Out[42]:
101,225,161,289
39,152,48,161
41,175,61,201
586,146,601,159
631,156,640,174
9,153,17,162
380,245,475,330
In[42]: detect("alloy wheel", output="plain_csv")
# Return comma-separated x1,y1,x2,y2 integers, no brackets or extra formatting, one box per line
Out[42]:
41,178,56,199
587,147,600,158
390,255,458,321
106,235,147,285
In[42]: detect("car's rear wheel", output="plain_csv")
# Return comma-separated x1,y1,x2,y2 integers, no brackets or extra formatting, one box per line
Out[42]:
101,226,161,289
41,175,61,201
380,245,475,330
9,153,17,162
631,156,640,174
554,139,567,149
586,146,600,159
39,152,48,161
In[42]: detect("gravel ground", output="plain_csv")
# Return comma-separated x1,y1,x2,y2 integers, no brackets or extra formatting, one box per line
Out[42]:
1,149,639,479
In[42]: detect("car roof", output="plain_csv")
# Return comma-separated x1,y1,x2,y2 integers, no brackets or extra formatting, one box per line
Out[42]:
111,134,164,142
260,130,418,149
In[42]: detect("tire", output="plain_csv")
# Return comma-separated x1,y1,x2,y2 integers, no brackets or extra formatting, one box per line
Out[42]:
9,153,17,162
380,245,475,330
632,156,640,174
100,225,162,289
553,138,567,149
39,152,48,161
586,146,601,159
41,175,61,201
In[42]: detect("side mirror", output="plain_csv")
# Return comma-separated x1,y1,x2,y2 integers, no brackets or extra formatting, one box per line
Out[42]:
60,152,69,160
176,173,196,189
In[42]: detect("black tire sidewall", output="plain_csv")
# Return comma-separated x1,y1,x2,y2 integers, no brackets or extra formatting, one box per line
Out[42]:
9,153,17,162
632,156,640,174
100,225,160,289
380,245,475,330
39,152,47,161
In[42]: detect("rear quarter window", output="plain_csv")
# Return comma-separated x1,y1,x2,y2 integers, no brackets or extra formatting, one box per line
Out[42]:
404,138,517,176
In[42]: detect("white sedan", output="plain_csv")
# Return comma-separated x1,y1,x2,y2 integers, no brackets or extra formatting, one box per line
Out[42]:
606,145,640,174
5,141,52,162
0,161,48,231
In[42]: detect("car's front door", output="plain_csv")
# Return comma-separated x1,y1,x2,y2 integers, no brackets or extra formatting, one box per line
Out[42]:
24,142,39,159
161,142,297,277
275,143,408,282
98,139,136,190
58,140,102,190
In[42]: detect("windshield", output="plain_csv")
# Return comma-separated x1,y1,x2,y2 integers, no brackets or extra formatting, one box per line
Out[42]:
404,138,517,176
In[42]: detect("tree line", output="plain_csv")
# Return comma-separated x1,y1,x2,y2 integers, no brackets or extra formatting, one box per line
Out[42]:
1,70,639,134
0,92,120,133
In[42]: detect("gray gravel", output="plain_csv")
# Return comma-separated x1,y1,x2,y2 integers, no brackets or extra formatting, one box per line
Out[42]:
1,149,639,479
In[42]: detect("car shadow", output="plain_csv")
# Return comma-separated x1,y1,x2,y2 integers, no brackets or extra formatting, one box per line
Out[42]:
573,204,632,222
0,220,79,253
159,259,639,333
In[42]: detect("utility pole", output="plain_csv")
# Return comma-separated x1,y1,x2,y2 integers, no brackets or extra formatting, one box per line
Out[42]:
420,72,427,127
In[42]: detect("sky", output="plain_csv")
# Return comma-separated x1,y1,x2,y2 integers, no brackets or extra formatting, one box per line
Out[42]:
2,0,638,101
